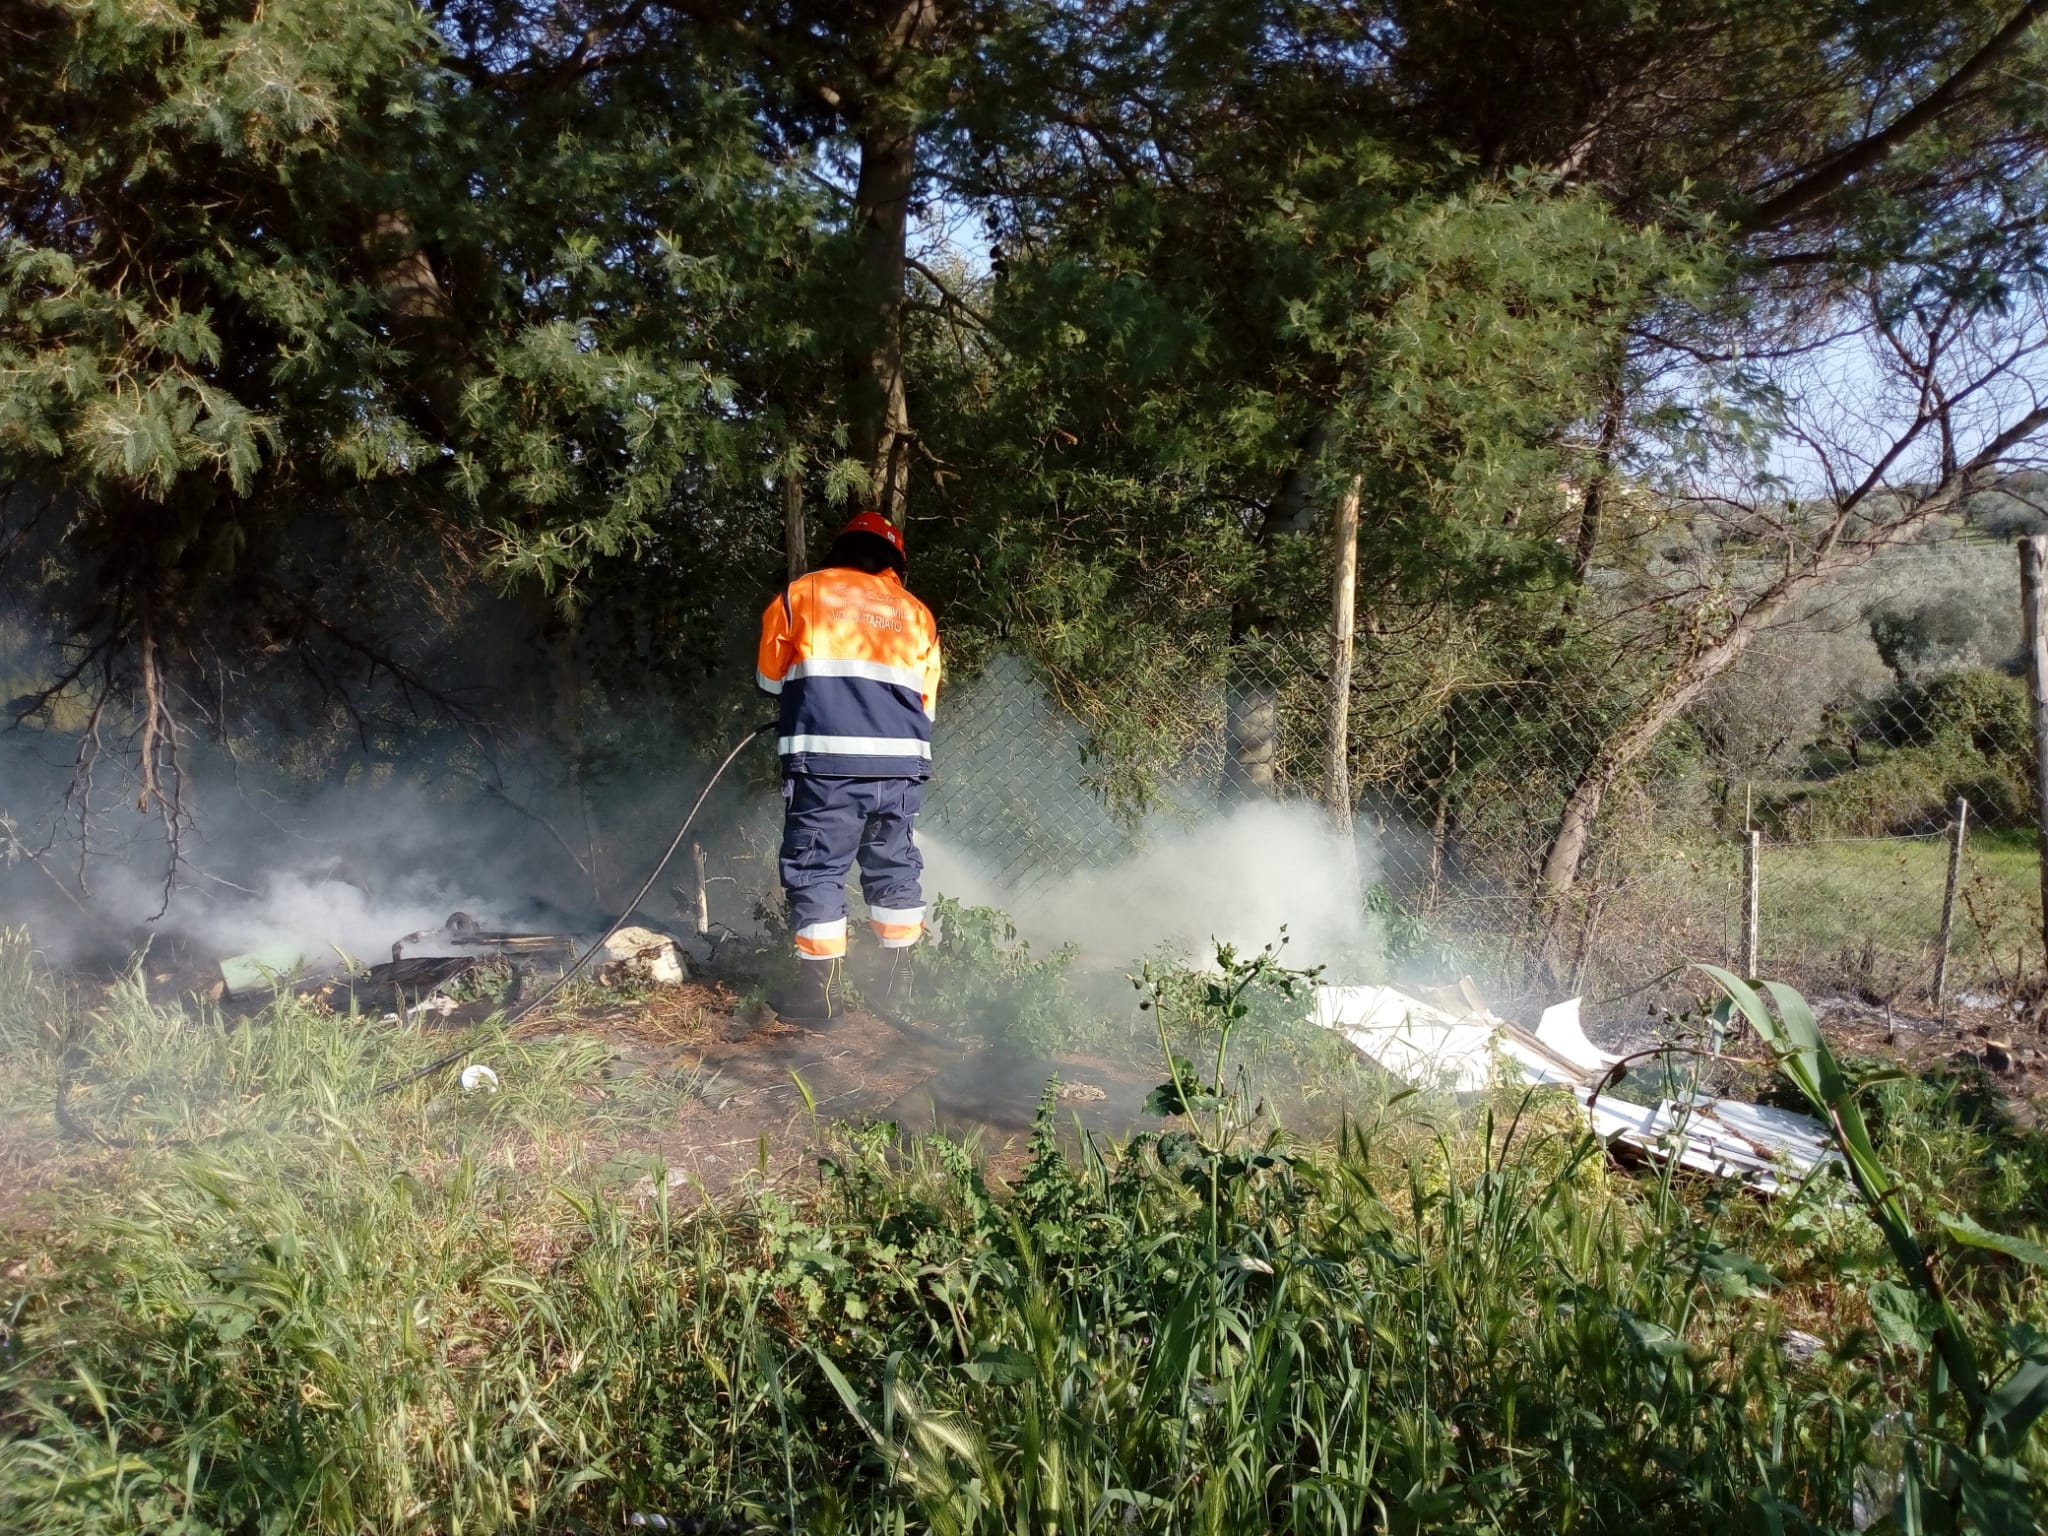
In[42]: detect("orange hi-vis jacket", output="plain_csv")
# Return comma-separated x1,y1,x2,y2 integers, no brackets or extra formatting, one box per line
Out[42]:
757,566,941,778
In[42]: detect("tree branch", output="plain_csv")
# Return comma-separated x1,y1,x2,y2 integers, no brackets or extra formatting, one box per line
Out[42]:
904,255,992,330
1740,0,2048,233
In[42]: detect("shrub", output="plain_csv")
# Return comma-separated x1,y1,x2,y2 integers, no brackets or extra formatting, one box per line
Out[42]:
1695,623,1893,782
912,895,1091,1049
1794,668,2033,834
1866,668,2032,761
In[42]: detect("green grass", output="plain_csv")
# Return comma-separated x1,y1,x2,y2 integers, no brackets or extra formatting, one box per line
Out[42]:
1587,831,2043,1008
1760,832,2040,996
3,929,2048,1532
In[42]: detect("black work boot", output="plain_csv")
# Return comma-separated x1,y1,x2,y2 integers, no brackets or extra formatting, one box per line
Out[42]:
879,947,916,1017
769,957,843,1027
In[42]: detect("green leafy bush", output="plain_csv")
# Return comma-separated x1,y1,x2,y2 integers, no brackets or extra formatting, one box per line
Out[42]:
1867,669,2033,763
909,895,1091,1049
1793,667,2033,834
1705,967,2048,1531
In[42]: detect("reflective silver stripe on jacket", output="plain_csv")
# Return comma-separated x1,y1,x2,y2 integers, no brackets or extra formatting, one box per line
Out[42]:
777,735,932,758
784,657,926,691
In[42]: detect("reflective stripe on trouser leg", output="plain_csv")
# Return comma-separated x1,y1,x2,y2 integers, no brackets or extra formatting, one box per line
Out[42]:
780,775,865,957
793,918,848,958
867,904,924,949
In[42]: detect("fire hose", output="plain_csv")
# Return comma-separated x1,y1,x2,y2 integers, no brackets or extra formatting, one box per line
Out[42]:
55,721,777,1141
373,719,778,1096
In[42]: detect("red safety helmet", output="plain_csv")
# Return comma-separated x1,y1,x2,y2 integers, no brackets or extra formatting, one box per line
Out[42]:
839,510,907,560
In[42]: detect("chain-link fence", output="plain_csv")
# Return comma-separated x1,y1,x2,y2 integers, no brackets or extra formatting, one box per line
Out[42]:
922,534,2047,1019
921,652,1142,893
1749,824,2041,1005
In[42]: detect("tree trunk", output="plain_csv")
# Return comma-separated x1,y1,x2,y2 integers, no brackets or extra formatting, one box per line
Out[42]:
851,117,915,525
847,2,936,531
1538,678,1702,899
362,210,459,432
2021,536,2048,975
1221,690,1277,796
1426,745,1456,914
1571,383,1625,587
783,458,807,583
1224,424,1331,795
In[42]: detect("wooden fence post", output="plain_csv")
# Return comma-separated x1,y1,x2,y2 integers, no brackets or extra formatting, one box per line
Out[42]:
2022,535,2048,975
1742,829,1761,978
1933,796,1969,1014
691,841,711,937
1326,476,1362,885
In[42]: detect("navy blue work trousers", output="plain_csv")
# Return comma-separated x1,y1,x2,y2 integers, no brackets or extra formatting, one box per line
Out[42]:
779,775,925,958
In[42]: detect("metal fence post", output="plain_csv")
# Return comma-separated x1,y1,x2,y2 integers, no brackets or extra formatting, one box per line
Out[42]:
1933,796,1969,1014
1742,829,1761,978
2023,535,2048,977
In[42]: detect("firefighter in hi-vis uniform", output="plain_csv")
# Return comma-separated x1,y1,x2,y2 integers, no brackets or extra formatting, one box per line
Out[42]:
756,511,941,1025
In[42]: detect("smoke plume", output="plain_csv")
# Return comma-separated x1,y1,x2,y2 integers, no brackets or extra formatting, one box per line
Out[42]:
922,800,1379,979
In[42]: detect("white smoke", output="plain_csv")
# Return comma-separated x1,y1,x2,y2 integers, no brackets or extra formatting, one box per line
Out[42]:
921,799,1379,978
0,730,609,973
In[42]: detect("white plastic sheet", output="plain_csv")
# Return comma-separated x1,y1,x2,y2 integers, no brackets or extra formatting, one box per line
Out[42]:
1313,983,1836,1195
